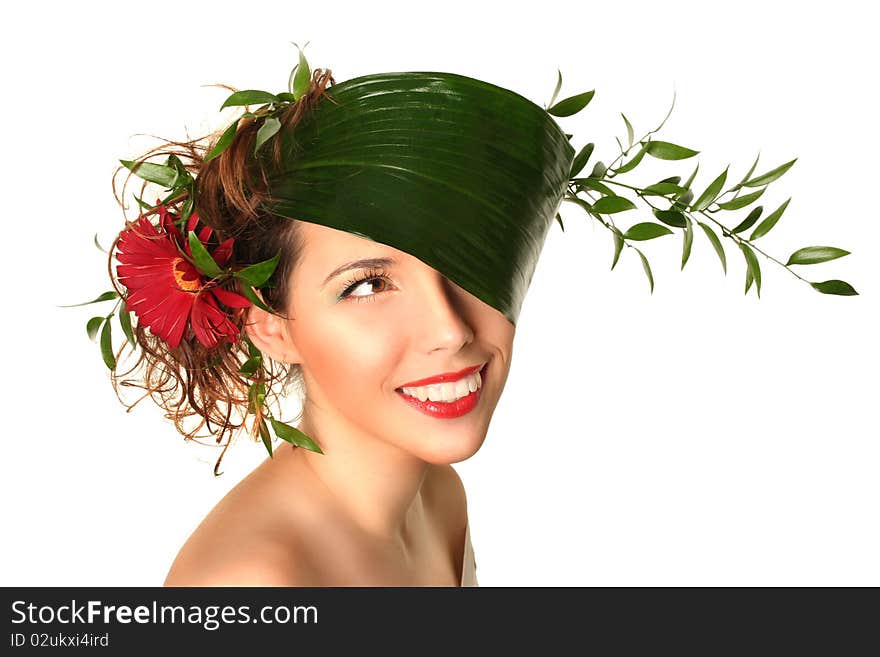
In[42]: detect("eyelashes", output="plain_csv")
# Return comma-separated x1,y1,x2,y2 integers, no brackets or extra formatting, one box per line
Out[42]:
338,266,394,303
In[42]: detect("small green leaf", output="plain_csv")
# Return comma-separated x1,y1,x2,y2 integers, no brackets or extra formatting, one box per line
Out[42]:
254,117,282,155
547,69,563,109
745,260,754,294
60,290,119,308
611,229,624,270
592,196,637,214
673,189,694,211
259,418,273,457
179,194,194,224
809,280,858,296
236,252,281,287
590,161,607,179
119,309,136,348
740,243,762,298
205,118,241,162
547,68,562,107
749,198,791,241
239,355,263,377
93,234,107,253
240,283,273,313
119,160,177,187
132,194,153,212
642,182,689,197
612,145,646,174
634,247,654,294
652,209,687,228
681,216,694,270
245,333,261,359
165,154,189,189
716,188,765,211
731,152,761,191
290,42,312,99
220,89,279,109
86,316,104,342
731,206,763,234
621,113,634,149
555,212,565,232
658,176,682,185
247,381,267,415
683,163,700,189
100,317,116,370
697,221,727,274
570,142,594,177
547,89,595,117
187,231,223,278
644,141,700,160
269,419,324,454
743,158,797,188
573,178,616,196
691,166,729,213
623,222,674,241
786,246,851,266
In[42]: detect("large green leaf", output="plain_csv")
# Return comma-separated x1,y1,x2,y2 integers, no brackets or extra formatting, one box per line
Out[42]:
261,72,575,328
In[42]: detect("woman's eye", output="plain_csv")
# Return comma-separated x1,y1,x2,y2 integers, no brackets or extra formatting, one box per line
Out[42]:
341,275,393,302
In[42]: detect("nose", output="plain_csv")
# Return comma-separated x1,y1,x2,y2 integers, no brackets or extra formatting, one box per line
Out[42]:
413,270,475,354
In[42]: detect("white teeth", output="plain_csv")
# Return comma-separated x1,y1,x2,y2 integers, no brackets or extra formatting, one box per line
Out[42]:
401,369,482,403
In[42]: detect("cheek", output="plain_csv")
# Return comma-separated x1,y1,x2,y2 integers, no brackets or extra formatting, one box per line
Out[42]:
293,306,404,407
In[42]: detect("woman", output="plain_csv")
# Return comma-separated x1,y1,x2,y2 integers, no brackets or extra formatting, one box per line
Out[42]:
163,218,508,586
105,59,559,588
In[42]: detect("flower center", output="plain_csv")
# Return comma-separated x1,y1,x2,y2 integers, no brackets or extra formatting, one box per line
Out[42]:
172,257,202,292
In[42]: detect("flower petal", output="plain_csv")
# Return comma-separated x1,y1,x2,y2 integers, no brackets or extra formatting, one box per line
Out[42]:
211,287,251,309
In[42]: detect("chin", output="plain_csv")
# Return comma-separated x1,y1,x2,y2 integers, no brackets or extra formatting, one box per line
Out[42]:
410,428,489,465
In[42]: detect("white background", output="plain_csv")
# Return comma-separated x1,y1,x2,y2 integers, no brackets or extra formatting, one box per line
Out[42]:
1,0,876,586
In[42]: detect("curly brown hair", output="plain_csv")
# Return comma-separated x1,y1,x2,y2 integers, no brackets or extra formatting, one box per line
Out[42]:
108,68,336,476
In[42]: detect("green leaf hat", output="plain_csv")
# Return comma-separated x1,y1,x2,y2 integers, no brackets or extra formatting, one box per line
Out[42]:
259,70,576,327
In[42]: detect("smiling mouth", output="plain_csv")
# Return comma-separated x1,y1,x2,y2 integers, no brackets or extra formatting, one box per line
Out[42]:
393,361,489,419
394,361,488,393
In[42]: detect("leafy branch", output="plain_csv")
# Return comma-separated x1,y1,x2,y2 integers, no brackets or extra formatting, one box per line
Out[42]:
545,69,857,297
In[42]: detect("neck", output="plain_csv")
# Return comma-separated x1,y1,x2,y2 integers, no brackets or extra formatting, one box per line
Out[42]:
287,399,431,542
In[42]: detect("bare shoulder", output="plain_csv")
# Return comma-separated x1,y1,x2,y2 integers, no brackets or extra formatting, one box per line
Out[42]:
164,463,316,587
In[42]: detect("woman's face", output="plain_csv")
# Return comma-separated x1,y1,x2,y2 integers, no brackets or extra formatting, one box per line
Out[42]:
280,220,515,464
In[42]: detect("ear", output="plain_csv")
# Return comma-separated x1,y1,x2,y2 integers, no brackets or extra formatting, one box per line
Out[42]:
244,302,302,365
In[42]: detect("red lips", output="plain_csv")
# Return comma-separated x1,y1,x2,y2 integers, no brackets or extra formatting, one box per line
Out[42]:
397,363,485,389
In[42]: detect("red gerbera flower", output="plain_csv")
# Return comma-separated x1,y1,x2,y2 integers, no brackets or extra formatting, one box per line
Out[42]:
115,204,251,349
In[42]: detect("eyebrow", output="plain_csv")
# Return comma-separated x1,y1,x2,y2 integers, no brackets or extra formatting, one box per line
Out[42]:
322,257,398,287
